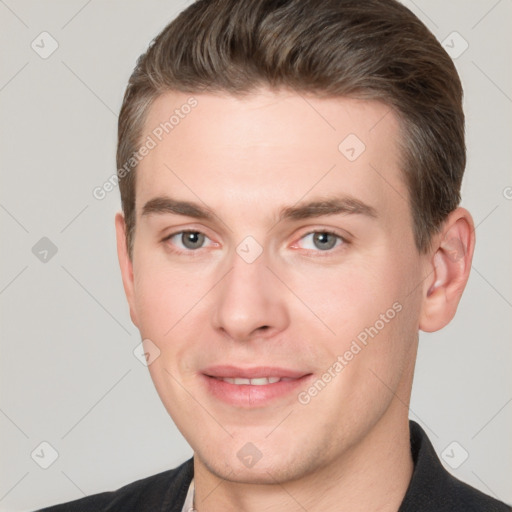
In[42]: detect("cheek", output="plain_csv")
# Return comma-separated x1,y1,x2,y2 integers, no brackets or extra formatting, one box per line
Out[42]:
298,251,419,383
287,255,402,339
132,256,204,339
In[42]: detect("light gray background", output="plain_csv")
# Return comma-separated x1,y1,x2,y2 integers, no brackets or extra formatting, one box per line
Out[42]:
0,1,511,510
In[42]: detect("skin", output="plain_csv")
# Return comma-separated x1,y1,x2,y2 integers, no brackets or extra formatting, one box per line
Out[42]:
116,88,475,511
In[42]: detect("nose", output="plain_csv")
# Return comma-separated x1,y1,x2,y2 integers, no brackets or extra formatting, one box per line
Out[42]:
212,247,290,342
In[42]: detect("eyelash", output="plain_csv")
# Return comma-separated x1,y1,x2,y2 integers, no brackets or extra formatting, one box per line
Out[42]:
293,229,348,256
161,229,349,257
161,230,217,257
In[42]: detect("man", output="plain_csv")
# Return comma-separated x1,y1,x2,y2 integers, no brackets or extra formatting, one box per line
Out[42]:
39,0,511,510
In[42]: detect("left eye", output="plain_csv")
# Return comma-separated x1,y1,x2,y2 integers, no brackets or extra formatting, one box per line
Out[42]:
297,231,344,251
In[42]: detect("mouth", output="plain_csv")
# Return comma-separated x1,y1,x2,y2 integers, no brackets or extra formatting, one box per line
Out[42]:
209,376,296,385
201,366,313,407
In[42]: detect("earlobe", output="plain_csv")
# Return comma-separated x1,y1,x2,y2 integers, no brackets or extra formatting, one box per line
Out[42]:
115,213,139,328
419,207,475,333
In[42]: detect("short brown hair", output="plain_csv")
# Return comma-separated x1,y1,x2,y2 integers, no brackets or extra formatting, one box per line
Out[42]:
117,0,465,257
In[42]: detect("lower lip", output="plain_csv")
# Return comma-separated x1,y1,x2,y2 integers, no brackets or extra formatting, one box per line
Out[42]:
202,374,313,408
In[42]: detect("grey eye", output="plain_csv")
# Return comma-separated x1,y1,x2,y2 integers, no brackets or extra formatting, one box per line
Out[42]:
312,232,338,250
299,232,342,251
180,231,206,249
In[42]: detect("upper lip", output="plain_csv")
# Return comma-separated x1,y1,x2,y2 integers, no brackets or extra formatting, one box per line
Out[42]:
202,365,310,379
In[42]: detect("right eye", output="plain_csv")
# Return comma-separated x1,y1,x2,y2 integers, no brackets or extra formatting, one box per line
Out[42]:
163,231,215,253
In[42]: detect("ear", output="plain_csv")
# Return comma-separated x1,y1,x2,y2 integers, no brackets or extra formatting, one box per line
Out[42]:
115,212,139,328
419,207,475,333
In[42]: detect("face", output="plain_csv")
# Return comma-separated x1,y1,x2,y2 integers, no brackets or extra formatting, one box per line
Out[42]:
117,89,429,484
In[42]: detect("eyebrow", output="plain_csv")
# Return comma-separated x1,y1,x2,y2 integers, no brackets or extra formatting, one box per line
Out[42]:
278,197,377,222
142,196,215,220
141,195,378,223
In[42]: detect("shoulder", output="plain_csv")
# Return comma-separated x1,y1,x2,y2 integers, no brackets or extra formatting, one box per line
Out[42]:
35,458,194,512
438,476,512,512
400,421,511,512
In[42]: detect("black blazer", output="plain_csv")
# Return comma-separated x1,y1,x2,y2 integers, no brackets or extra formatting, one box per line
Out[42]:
37,421,511,511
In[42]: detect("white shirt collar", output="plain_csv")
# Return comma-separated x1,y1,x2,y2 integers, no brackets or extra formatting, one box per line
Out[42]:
181,476,195,512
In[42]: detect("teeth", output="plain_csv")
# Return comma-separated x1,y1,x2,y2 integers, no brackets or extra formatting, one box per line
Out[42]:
219,377,282,385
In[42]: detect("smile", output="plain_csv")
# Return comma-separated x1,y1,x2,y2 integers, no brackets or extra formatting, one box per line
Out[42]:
212,376,296,385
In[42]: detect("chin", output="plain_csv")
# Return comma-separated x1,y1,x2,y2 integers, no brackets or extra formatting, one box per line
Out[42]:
195,442,321,485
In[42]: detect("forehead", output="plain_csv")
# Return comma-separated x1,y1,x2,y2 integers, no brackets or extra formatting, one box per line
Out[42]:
136,88,408,226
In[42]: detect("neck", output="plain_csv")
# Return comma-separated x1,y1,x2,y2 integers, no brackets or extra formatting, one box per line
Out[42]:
192,409,414,512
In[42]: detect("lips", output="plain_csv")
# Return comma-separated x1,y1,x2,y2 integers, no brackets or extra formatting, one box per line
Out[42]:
202,365,309,380
201,365,313,407
215,376,283,385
